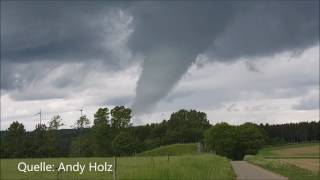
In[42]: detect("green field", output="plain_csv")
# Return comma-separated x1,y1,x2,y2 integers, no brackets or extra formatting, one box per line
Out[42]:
1,154,235,180
245,143,320,180
139,143,198,156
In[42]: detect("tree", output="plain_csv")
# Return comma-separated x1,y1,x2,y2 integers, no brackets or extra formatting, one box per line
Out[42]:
204,123,237,159
75,115,91,129
73,115,91,156
69,134,93,157
33,124,56,157
204,122,267,160
2,121,26,158
94,107,110,127
235,123,266,159
48,115,64,130
112,132,141,156
92,107,113,156
111,106,132,129
168,109,210,131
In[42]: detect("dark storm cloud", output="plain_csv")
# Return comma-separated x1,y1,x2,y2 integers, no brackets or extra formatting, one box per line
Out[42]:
1,1,127,63
129,1,319,114
1,1,319,115
1,1,134,92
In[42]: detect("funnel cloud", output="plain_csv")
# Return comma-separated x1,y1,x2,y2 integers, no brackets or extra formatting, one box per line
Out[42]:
129,2,319,115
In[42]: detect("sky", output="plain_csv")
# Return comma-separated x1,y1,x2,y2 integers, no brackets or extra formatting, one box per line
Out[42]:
1,1,319,130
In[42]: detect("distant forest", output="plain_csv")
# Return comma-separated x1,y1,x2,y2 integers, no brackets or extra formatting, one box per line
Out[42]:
0,106,319,160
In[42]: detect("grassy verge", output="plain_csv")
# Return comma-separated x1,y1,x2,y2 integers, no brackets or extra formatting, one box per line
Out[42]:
139,143,198,156
245,155,320,180
1,154,235,180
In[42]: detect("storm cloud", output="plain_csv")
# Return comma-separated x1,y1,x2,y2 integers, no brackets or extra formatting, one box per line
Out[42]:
128,1,319,114
1,1,319,117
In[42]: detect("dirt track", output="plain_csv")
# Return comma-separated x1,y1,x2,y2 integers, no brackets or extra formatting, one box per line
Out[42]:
231,161,287,180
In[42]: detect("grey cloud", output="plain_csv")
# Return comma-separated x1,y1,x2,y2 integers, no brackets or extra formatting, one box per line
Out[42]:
209,2,319,60
293,94,319,110
129,1,319,115
1,1,135,98
226,103,239,112
1,1,131,64
245,61,260,73
164,90,194,103
106,96,133,106
10,87,67,101
1,1,318,114
245,105,265,112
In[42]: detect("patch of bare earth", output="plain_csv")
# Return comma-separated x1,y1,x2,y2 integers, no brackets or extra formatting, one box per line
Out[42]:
272,145,319,156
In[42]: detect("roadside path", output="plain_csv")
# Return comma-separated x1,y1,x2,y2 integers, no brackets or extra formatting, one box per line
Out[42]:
231,161,288,180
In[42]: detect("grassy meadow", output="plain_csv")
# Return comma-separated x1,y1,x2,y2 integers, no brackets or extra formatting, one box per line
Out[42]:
245,143,320,180
139,143,198,156
1,154,235,180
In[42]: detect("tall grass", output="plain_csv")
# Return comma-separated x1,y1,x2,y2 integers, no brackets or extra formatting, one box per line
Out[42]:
1,154,235,180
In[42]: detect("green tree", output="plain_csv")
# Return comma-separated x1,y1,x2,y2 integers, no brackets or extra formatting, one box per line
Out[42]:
204,123,237,159
235,123,266,159
69,134,93,157
92,107,113,156
112,132,140,156
48,115,64,130
168,109,210,130
166,109,210,143
3,121,26,158
73,115,91,156
75,115,91,129
204,122,267,160
110,106,132,129
94,107,110,127
33,124,56,157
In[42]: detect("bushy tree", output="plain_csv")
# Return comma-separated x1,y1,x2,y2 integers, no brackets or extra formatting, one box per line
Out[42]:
92,107,113,156
111,106,132,129
112,132,141,156
235,123,267,158
204,123,237,158
204,122,266,160
2,121,27,158
94,108,110,127
168,109,210,130
33,124,56,157
48,115,64,130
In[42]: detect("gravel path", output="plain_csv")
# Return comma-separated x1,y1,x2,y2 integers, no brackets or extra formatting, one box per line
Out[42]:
231,161,288,180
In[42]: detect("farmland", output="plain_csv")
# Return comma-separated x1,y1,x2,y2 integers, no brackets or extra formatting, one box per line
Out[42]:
0,154,235,180
258,143,320,157
245,143,320,180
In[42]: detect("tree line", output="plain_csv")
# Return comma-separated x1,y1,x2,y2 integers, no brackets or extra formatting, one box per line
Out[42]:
259,121,319,144
0,106,319,160
0,107,210,158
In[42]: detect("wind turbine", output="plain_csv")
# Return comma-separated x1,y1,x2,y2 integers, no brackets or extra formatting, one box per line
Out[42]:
34,109,42,125
76,107,84,117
